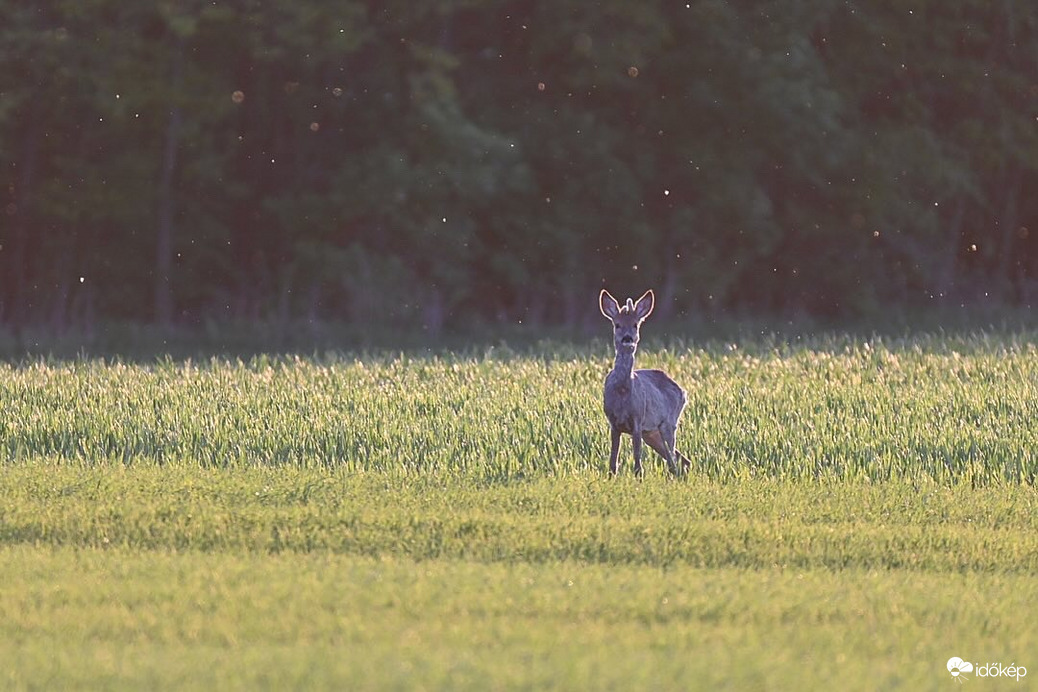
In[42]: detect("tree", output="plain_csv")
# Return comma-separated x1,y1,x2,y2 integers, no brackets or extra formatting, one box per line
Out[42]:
1,0,1035,334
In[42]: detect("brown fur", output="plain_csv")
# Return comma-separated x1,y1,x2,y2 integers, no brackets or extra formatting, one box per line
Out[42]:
600,289,690,476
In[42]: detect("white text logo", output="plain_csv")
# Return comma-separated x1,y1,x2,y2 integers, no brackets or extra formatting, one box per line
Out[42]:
948,657,1027,683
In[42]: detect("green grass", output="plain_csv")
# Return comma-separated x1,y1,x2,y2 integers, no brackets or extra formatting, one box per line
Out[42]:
2,334,1035,482
1,333,1036,689
3,547,1034,690
2,465,1036,571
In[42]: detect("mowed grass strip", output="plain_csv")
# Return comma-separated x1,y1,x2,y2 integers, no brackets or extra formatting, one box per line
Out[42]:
1,334,1036,483
2,547,1035,691
2,464,1035,572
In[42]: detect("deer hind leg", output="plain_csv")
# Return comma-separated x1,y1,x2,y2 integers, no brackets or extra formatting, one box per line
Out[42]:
658,422,686,476
643,430,676,473
674,448,692,474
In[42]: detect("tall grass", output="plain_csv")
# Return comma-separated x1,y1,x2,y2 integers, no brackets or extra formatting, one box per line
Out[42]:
2,333,1035,483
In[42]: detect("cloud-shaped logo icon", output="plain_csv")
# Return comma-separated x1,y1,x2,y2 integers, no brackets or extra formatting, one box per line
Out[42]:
948,657,974,680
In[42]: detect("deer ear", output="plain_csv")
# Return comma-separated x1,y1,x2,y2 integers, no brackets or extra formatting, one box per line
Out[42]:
634,290,654,321
600,290,621,320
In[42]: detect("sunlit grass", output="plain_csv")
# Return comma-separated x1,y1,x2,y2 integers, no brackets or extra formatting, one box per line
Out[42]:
2,547,1035,690
2,333,1035,483
2,465,1036,571
1,332,1036,689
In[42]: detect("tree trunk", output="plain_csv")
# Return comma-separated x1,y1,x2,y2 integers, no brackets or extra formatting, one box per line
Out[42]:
49,239,74,336
156,39,184,326
9,126,39,327
934,198,965,300
993,165,1022,301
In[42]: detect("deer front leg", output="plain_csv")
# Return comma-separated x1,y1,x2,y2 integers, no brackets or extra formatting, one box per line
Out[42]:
631,430,644,477
609,425,622,475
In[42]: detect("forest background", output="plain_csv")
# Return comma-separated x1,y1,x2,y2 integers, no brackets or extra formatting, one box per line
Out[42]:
2,1,1036,339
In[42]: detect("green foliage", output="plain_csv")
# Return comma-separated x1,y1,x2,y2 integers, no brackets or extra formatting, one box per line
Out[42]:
2,1,1038,330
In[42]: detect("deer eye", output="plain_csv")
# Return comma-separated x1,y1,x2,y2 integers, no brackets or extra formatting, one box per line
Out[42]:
614,324,621,330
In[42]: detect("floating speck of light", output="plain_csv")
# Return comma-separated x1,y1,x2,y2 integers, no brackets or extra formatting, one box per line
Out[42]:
310,122,320,132
442,217,447,223
537,82,546,91
231,90,245,103
332,87,343,97
79,277,84,283
664,189,670,196
627,66,639,78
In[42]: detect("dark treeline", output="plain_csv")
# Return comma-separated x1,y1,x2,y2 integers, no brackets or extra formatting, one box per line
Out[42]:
2,1,1036,335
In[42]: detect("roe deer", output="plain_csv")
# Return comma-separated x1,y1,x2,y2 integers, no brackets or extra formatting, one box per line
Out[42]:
600,289,691,476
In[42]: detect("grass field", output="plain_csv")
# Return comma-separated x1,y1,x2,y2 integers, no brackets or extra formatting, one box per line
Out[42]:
1,333,1036,690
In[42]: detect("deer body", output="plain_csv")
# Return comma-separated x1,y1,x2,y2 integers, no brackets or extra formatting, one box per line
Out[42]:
600,289,690,476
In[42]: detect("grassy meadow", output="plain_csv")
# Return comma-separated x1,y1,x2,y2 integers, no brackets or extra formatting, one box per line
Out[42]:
1,332,1036,689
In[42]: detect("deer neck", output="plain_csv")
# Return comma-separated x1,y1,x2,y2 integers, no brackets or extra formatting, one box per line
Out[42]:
611,348,636,380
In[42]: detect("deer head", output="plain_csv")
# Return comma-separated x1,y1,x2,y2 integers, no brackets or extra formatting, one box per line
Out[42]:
599,289,654,354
